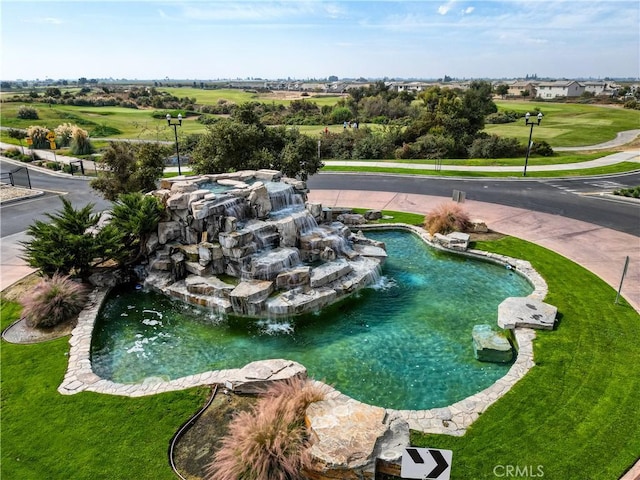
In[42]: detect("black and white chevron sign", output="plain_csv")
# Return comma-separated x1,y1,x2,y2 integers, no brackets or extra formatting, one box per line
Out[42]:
401,447,452,480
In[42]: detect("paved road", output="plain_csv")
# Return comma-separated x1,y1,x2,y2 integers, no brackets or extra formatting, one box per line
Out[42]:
0,159,111,237
307,172,640,236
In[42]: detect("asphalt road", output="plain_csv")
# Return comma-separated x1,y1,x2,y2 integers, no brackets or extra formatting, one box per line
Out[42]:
307,172,640,237
1,159,639,238
0,160,111,237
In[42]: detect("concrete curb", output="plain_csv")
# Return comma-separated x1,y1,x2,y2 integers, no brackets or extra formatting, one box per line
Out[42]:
0,190,45,205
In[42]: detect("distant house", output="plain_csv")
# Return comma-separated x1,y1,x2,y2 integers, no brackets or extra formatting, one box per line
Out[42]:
536,80,584,99
507,81,537,97
299,82,328,92
582,81,619,97
393,82,428,93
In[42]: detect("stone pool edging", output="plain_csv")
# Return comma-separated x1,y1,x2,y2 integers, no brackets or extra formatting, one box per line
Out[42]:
58,223,545,438
58,288,307,397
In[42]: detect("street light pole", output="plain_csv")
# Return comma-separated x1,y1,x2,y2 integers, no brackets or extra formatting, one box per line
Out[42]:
166,113,183,175
523,112,543,177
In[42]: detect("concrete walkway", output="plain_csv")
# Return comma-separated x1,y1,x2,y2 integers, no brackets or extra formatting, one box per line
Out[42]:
322,150,640,172
555,129,640,151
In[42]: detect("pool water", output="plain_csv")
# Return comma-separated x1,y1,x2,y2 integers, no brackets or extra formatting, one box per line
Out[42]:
91,230,533,410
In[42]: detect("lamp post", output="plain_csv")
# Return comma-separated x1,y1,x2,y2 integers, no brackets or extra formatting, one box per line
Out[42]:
523,112,543,176
166,113,182,175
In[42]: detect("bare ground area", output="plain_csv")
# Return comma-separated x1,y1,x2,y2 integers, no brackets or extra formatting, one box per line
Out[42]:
260,91,346,101
173,391,257,480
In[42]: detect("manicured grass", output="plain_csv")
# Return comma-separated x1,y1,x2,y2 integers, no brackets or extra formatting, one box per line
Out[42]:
351,208,425,225
0,300,208,480
320,162,640,177
411,237,640,479
1,235,638,479
323,151,611,167
488,100,640,147
159,87,345,107
0,103,205,141
2,99,636,149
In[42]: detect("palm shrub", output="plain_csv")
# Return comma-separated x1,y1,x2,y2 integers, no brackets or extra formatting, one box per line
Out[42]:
109,192,164,264
21,197,122,278
21,274,88,328
207,377,326,480
424,202,471,235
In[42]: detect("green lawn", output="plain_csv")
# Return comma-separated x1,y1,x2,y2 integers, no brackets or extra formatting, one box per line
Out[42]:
159,87,345,107
0,103,188,141
2,99,637,148
2,234,638,479
488,100,640,147
320,162,640,178
0,300,208,480
412,237,640,479
323,151,612,167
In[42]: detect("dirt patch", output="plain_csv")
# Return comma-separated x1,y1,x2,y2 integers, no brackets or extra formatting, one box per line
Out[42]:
173,391,258,480
260,91,345,101
618,134,640,152
469,231,506,242
1,272,41,302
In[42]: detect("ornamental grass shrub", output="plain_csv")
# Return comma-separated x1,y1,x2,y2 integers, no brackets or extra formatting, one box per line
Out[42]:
17,105,39,120
207,377,327,480
26,125,50,149
70,126,94,155
424,202,471,235
54,122,75,148
21,274,88,328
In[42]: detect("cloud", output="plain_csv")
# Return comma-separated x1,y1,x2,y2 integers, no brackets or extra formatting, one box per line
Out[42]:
438,1,456,15
463,7,474,15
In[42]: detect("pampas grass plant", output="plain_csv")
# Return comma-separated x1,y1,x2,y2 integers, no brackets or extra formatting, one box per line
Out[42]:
424,202,471,235
21,274,88,328
207,377,326,480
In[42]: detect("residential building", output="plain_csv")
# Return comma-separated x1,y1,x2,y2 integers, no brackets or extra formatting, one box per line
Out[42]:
536,80,584,99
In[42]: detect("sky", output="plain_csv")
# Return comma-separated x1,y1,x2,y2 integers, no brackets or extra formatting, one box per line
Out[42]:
1,0,638,81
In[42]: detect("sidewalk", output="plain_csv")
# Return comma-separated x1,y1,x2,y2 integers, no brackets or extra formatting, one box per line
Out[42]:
0,142,99,174
322,150,640,172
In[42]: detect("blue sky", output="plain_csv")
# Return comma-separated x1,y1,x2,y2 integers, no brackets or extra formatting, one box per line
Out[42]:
1,0,638,81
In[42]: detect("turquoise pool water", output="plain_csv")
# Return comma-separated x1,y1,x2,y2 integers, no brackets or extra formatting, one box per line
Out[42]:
91,230,533,410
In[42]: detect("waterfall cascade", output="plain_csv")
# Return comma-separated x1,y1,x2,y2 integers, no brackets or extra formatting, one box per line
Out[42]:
144,169,386,317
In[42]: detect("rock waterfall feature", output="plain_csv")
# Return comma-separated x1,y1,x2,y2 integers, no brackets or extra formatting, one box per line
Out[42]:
143,170,386,317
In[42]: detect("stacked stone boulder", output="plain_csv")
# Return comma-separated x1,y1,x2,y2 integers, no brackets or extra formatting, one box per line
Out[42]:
144,170,387,317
